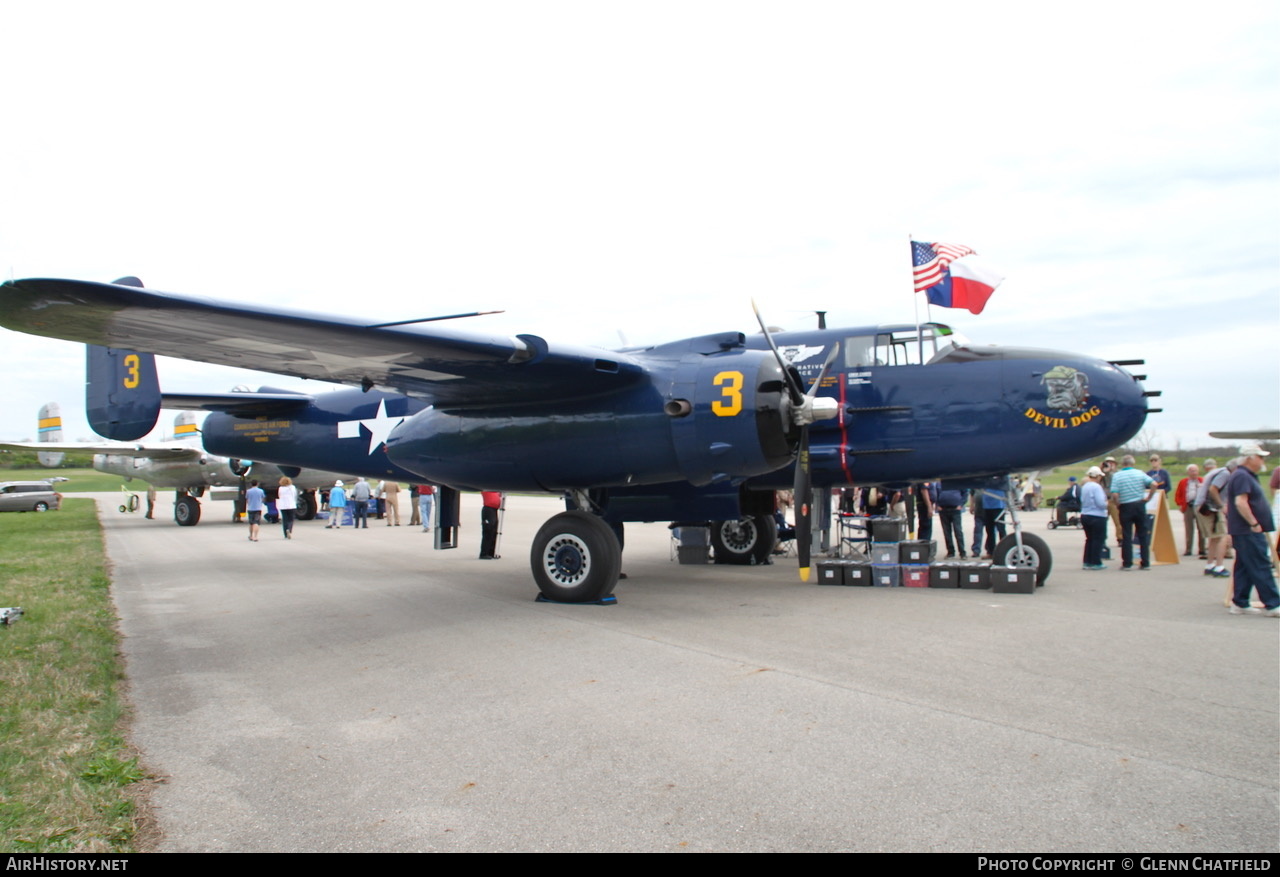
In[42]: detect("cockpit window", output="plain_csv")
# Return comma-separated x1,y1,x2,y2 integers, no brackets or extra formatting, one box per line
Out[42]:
926,329,972,364
842,336,877,368
844,323,966,368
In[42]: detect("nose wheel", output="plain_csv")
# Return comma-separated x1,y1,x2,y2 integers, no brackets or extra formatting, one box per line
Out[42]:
993,532,1051,585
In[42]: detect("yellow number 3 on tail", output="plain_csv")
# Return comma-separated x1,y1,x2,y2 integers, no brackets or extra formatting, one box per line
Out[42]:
123,353,141,389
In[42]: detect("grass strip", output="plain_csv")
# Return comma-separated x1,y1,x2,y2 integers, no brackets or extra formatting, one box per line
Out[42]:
0,498,142,852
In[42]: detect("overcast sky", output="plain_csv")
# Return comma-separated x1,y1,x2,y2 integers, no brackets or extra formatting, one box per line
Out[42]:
2,1,1276,452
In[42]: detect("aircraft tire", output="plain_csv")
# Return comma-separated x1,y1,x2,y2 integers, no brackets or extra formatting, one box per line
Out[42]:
175,495,202,527
993,532,1052,586
297,491,318,521
530,511,621,603
711,516,777,565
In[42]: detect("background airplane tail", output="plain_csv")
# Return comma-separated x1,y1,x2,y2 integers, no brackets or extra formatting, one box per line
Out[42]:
172,411,201,443
37,402,65,467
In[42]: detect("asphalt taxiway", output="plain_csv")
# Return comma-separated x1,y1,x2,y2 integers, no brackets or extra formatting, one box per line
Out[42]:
92,494,1279,852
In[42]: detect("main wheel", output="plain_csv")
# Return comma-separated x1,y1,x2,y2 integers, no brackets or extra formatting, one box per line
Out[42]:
33,501,49,512
297,491,318,521
530,511,621,603
711,516,777,565
993,532,1052,586
175,495,202,527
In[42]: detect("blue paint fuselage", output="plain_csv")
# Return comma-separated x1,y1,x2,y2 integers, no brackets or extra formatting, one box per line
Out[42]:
200,323,1150,523
741,328,1148,489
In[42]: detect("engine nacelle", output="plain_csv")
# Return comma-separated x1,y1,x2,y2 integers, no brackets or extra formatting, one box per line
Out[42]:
386,346,794,491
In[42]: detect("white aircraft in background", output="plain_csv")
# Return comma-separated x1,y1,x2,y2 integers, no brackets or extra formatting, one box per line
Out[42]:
1,404,344,525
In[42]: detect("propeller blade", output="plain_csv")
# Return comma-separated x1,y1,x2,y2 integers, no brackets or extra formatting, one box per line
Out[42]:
793,343,837,581
751,299,805,404
806,344,840,400
794,427,813,581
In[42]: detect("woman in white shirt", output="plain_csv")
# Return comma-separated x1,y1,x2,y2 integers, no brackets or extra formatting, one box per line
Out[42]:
277,476,299,539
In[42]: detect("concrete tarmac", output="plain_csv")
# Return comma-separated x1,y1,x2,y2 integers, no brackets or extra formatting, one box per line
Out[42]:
93,495,1278,852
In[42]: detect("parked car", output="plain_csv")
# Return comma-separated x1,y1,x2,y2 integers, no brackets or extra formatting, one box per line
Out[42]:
0,481,62,512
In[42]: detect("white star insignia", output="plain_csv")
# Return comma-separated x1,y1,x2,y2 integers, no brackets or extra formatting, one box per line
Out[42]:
336,400,406,455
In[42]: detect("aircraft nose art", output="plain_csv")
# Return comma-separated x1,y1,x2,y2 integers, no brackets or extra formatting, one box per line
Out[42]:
1004,352,1149,467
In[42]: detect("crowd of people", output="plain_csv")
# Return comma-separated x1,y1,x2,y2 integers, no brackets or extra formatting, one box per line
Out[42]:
241,478,505,560
814,445,1279,616
240,447,1280,616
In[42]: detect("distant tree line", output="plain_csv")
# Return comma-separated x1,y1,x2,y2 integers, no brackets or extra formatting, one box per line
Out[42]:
0,449,99,469
1115,440,1278,464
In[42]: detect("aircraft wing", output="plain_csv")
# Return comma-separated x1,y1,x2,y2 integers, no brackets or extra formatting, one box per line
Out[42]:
0,440,204,460
0,278,648,406
1208,429,1280,440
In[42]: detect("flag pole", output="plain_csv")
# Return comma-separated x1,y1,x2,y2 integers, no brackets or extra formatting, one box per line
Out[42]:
910,233,921,333
910,234,925,361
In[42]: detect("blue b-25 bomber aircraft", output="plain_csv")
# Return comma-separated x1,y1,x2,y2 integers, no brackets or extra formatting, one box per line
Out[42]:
0,276,1156,603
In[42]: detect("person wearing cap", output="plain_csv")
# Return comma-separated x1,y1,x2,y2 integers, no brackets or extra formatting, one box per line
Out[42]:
1224,444,1278,616
1109,455,1158,571
1081,466,1109,570
1058,476,1082,511
1101,457,1118,492
326,480,348,529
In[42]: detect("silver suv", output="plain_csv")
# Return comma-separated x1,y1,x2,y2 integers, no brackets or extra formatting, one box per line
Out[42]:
0,481,62,513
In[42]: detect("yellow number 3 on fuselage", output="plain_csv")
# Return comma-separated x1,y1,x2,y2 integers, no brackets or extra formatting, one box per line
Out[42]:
122,353,141,389
711,370,743,417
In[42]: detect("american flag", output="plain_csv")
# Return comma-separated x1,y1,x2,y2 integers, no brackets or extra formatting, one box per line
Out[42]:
911,240,976,292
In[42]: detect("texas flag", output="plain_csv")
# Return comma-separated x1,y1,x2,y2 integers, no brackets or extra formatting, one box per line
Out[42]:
911,240,1005,315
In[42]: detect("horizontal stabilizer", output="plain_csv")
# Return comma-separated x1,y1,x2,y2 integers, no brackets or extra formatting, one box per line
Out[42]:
0,439,204,460
161,392,315,415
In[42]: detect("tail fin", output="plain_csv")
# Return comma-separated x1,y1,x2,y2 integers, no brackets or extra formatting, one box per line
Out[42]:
85,276,162,441
37,402,65,467
86,345,161,440
172,411,201,443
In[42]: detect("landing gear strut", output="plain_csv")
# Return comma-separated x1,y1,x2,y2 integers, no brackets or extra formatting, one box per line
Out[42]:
996,476,1051,584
